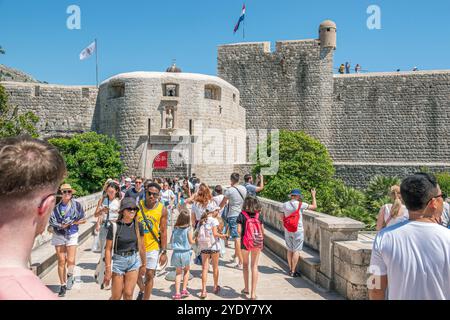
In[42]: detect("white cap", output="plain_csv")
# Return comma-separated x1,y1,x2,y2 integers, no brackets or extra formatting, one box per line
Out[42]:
125,178,132,182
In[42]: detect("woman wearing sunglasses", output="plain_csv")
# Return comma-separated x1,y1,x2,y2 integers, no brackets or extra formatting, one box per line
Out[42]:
49,184,86,297
104,197,146,300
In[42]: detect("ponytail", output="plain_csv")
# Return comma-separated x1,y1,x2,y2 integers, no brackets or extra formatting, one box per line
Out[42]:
389,185,402,218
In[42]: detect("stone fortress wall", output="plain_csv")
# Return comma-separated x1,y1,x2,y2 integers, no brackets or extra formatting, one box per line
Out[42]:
93,72,245,187
218,31,450,188
1,81,98,138
2,20,450,188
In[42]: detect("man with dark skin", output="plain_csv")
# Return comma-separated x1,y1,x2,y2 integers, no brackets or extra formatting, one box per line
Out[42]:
135,183,168,300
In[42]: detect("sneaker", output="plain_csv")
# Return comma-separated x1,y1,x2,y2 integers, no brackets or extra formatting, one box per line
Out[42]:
235,263,243,270
136,291,144,300
66,274,74,290
58,285,67,297
293,271,301,278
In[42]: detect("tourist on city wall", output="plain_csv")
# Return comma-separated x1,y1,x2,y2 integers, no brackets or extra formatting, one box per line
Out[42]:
135,182,168,300
244,173,264,197
170,209,195,300
94,181,121,255
345,62,351,74
219,173,248,269
187,183,215,265
196,202,228,299
125,176,144,201
104,197,146,300
376,185,409,231
369,173,450,300
0,136,66,300
281,189,317,277
237,196,265,300
355,64,362,73
48,184,86,297
338,64,345,74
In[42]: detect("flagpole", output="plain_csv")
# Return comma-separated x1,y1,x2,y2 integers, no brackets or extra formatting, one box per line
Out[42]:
243,4,245,40
95,38,99,88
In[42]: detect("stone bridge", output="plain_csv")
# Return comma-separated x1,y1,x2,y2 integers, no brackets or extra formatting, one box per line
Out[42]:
32,193,373,300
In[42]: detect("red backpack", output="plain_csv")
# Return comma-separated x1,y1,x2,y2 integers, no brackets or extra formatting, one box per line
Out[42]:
242,211,264,250
283,201,302,233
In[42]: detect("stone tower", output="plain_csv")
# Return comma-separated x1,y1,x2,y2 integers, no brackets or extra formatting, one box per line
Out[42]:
217,20,336,145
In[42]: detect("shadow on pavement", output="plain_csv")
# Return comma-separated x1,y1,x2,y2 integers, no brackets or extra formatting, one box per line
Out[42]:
78,262,97,271
46,285,60,293
258,265,285,274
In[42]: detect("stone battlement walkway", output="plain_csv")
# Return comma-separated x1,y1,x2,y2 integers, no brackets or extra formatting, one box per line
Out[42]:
42,236,343,300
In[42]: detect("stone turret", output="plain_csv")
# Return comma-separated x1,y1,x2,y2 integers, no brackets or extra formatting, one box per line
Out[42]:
319,20,337,50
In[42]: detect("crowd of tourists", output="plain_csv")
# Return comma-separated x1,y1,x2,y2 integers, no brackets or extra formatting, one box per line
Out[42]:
0,136,449,301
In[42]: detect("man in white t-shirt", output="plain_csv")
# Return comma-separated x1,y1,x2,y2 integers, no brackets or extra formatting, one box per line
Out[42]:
281,189,316,277
369,173,450,300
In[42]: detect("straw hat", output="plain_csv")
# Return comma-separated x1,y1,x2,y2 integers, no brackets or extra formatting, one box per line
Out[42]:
60,183,76,194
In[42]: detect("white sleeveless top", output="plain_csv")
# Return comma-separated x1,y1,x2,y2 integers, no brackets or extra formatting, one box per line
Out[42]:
102,197,120,221
383,204,409,228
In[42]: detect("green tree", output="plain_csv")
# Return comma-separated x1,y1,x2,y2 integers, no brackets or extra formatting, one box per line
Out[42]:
49,132,125,196
0,84,39,138
252,130,336,207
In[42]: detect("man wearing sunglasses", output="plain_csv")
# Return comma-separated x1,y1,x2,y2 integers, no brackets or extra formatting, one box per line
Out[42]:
125,177,144,201
369,173,450,300
0,136,66,300
135,182,168,300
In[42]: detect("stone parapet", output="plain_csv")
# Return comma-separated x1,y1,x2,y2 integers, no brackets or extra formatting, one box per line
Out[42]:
258,197,370,299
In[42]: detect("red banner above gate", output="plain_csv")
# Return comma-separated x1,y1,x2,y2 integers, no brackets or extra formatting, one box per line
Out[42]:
152,151,168,169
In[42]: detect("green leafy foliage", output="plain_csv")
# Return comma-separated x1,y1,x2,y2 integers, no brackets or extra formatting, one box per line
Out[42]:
251,130,405,230
0,84,39,138
435,172,450,197
49,132,125,196
252,130,335,204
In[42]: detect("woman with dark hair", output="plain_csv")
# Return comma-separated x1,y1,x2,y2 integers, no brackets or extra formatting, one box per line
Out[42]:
104,197,146,300
49,184,86,297
94,180,121,265
237,196,265,300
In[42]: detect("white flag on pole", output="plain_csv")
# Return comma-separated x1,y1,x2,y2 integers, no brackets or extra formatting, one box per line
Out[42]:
79,41,96,60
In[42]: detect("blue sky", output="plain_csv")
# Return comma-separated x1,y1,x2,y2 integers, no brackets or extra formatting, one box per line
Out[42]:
1,0,450,85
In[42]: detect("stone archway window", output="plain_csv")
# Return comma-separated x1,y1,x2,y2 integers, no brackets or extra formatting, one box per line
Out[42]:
204,84,221,101
163,83,179,97
109,82,125,99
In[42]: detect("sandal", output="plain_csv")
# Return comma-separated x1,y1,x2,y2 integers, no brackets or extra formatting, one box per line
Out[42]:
200,292,208,299
172,294,182,300
250,296,258,300
213,286,221,294
181,289,190,298
241,289,249,295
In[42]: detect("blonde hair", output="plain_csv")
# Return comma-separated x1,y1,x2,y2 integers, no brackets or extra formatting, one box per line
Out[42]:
389,185,403,218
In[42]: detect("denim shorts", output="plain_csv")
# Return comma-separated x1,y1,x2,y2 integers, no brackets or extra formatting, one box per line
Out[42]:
112,253,141,275
226,216,239,240
171,250,192,268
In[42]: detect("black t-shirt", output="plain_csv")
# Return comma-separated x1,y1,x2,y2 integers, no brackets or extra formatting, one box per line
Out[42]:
107,220,144,254
125,187,144,201
236,211,264,250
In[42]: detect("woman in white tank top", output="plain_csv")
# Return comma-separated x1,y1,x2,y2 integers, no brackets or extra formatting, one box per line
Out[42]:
376,185,409,231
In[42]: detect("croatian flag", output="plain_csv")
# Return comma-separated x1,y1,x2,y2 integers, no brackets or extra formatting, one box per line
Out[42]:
233,4,246,33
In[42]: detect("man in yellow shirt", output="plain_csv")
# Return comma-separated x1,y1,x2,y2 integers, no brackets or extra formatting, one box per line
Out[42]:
135,182,168,300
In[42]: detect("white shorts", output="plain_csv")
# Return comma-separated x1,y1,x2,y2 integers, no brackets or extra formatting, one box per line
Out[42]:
146,250,159,270
51,232,79,247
